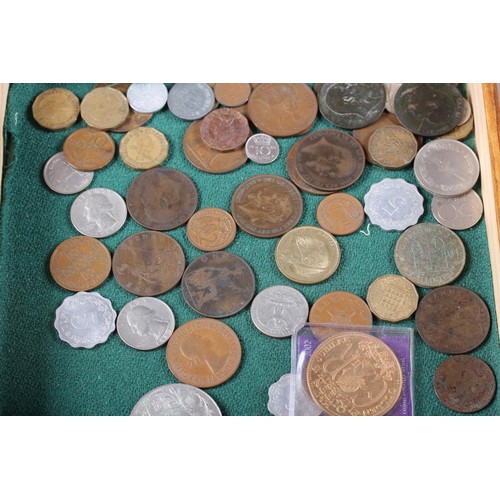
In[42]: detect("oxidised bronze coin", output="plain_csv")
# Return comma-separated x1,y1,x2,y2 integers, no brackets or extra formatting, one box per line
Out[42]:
187,208,236,251
113,231,185,296
126,168,198,231
182,251,255,318
63,127,115,171
214,83,252,107
316,193,364,235
415,286,490,354
112,109,152,133
32,87,80,130
200,108,250,151
434,355,496,413
231,174,303,238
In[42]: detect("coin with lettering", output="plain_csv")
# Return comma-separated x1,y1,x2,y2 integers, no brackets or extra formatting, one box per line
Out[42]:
368,125,418,169
63,127,115,171
214,83,252,107
167,83,215,120
127,83,168,113
32,87,80,130
80,86,129,130
187,208,236,251
119,127,169,170
316,193,364,235
43,152,94,194
245,134,280,164
431,190,483,230
200,108,250,151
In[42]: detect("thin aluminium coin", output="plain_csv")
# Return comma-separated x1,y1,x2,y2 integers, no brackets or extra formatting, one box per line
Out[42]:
63,127,115,171
119,127,169,170
32,87,80,130
200,108,250,151
186,208,236,251
167,83,215,120
431,190,483,230
127,83,168,113
80,86,129,130
245,133,280,164
316,193,364,236
309,291,372,327
43,152,94,194
368,125,418,169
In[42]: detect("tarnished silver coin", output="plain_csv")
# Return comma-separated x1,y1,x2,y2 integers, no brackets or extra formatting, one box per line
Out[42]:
167,83,215,120
251,285,308,338
432,190,483,230
245,133,280,164
127,83,168,113
70,188,127,238
54,292,117,348
43,152,94,195
414,139,480,197
131,384,222,416
364,178,424,231
383,83,402,114
117,297,175,351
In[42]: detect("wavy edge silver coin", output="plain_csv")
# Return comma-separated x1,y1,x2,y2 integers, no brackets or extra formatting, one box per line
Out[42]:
43,152,94,195
127,83,168,113
431,190,483,230
167,83,215,120
245,133,280,164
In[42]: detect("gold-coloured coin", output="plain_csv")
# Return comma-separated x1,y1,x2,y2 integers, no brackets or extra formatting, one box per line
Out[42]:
80,87,129,130
275,226,341,284
306,332,403,416
368,125,418,169
119,127,169,170
438,114,474,141
32,88,80,130
366,274,419,322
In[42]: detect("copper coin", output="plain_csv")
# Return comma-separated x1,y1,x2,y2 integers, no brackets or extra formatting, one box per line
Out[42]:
63,127,115,171
295,129,365,191
187,208,237,251
126,169,198,231
166,318,242,388
113,231,185,296
248,83,318,137
111,109,152,133
231,174,303,238
200,108,250,151
316,193,364,235
32,88,80,130
80,86,129,130
183,121,247,174
50,236,111,291
434,355,496,413
415,286,490,354
182,251,255,318
94,83,132,94
214,83,252,107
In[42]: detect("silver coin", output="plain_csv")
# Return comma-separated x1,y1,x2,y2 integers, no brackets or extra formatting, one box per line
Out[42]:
364,178,424,231
245,134,280,164
167,83,215,120
117,297,175,351
43,152,94,195
414,139,480,197
432,190,483,230
383,83,402,114
54,292,116,348
131,384,222,416
251,285,309,338
127,83,168,113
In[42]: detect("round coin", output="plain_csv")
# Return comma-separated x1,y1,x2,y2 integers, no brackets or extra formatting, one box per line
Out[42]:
127,83,168,113
43,152,94,195
63,127,115,171
368,125,418,169
111,109,153,133
168,83,215,120
458,98,472,126
32,87,80,130
80,86,129,130
438,113,474,141
200,108,250,151
383,83,403,114
119,127,169,170
186,208,236,251
431,190,483,230
316,193,364,235
214,83,251,107
245,133,280,164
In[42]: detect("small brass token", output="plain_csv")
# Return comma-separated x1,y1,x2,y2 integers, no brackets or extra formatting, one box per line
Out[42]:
119,127,169,170
368,125,418,169
32,88,80,130
80,87,129,130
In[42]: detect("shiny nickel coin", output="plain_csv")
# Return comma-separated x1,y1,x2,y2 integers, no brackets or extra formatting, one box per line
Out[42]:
167,83,215,120
431,190,483,230
43,152,94,195
245,134,280,164
127,83,168,113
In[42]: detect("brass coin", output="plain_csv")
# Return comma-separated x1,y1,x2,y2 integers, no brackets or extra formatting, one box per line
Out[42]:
200,108,250,151
119,127,169,170
187,208,236,251
80,87,129,130
32,88,80,130
316,193,364,235
63,128,115,171
367,125,418,169
438,113,474,141
275,226,341,284
214,83,252,107
50,236,111,291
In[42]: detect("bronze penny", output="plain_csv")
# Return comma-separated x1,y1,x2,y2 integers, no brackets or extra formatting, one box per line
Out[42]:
126,168,198,231
295,129,365,191
434,355,496,413
50,236,111,291
187,208,237,251
248,83,318,137
32,88,80,130
200,108,250,151
111,109,153,133
166,318,242,388
80,87,129,130
214,83,252,107
183,121,247,174
316,193,364,235
231,174,303,238
415,286,490,354
113,231,185,296
182,251,255,318
63,127,115,171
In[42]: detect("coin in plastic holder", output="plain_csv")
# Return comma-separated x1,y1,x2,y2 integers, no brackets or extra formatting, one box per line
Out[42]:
267,374,321,416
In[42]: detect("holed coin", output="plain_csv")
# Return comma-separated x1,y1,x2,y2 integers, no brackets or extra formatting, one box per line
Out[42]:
32,87,80,130
268,374,322,416
316,193,364,236
168,83,215,120
119,127,169,170
432,190,483,230
245,133,280,164
200,108,250,151
186,208,236,251
214,83,251,107
63,127,115,171
80,86,129,130
368,125,418,169
43,152,94,195
127,83,168,113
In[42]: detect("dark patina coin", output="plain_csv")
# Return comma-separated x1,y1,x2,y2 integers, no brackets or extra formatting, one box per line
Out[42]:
318,83,386,129
126,168,198,231
415,286,490,354
434,355,496,413
394,84,464,137
295,129,365,191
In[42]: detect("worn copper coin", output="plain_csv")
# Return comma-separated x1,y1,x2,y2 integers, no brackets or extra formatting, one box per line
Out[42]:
368,125,418,169
113,231,185,296
231,174,303,238
182,252,255,318
166,318,242,388
214,83,252,107
316,193,364,235
50,236,111,291
126,168,198,231
95,83,131,94
111,109,152,133
434,355,496,413
63,127,115,171
431,190,483,230
200,108,250,151
119,127,169,170
32,88,80,130
415,286,490,354
80,86,129,130
187,208,236,251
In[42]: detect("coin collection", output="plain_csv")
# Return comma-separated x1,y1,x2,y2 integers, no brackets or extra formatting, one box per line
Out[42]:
35,83,496,416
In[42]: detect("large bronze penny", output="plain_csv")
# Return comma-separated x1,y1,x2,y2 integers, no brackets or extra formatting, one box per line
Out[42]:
80,86,129,130
50,236,111,291
113,231,185,296
32,88,80,130
182,252,255,318
415,286,490,354
231,174,303,238
187,208,237,251
316,193,365,235
200,108,250,151
434,355,496,413
126,169,198,231
166,318,242,388
63,127,115,171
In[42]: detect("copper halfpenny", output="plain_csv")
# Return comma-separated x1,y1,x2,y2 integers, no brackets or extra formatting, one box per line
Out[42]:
63,127,115,171
200,108,250,151
316,193,365,235
187,208,237,251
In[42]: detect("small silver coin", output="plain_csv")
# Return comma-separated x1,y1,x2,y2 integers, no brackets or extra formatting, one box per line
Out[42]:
131,384,222,416
245,133,280,164
117,297,175,351
432,190,483,230
127,83,168,113
70,188,127,238
43,152,94,195
251,285,309,338
54,292,116,348
364,178,424,231
383,83,402,114
167,83,215,120
414,139,480,197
